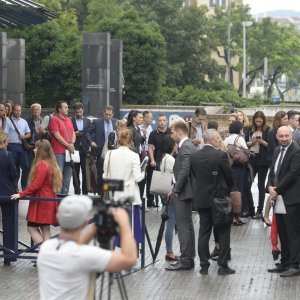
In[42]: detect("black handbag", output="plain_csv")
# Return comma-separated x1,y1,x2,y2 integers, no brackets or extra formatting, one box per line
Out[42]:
211,151,233,228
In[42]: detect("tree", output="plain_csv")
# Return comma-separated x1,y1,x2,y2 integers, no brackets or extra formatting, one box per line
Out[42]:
8,11,82,107
87,7,167,104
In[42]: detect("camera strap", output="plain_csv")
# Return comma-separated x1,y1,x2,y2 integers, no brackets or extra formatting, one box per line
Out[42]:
56,236,76,250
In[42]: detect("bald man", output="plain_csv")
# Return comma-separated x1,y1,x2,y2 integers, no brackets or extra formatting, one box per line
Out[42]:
267,126,300,277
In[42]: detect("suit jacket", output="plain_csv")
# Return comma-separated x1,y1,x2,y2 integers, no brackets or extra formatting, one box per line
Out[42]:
173,139,197,201
128,125,145,154
268,141,300,206
91,118,117,156
0,149,18,195
190,145,234,210
26,116,43,143
71,116,92,154
103,146,145,205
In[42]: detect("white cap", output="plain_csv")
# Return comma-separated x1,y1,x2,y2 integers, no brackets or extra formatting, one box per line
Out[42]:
57,195,92,230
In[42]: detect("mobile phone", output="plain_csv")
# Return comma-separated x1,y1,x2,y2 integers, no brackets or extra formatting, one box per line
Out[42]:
256,136,261,139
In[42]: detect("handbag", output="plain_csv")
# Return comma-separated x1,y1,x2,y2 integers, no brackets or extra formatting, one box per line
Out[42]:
227,136,250,165
65,150,80,163
150,156,172,196
9,117,33,150
211,151,233,228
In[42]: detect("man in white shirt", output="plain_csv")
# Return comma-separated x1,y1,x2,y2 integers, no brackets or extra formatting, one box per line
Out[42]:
38,195,137,300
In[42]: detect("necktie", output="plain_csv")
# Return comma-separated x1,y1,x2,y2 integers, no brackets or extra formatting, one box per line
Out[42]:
274,147,285,185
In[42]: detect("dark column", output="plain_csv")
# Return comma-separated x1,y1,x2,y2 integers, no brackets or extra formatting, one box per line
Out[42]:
82,32,110,117
110,39,123,119
0,32,7,102
6,38,25,106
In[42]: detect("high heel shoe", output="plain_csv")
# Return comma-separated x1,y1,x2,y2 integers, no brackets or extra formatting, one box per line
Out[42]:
262,216,272,226
165,254,180,261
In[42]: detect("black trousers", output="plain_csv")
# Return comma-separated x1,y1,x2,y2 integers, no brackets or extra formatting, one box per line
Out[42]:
251,164,269,213
146,164,155,204
277,204,300,268
198,208,231,268
1,201,18,262
96,156,104,195
73,151,87,195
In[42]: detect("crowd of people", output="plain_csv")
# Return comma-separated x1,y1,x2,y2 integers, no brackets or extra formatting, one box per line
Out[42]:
1,99,300,281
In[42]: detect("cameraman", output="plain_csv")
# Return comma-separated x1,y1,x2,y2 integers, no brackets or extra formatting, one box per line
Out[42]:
37,195,137,300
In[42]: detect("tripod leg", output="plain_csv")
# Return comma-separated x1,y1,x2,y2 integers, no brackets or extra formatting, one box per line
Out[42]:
115,273,128,300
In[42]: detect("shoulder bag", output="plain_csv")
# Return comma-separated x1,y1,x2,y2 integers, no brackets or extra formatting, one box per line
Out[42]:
227,136,250,165
150,155,173,196
211,151,233,228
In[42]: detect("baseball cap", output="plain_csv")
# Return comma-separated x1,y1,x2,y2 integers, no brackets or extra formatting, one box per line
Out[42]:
57,195,92,230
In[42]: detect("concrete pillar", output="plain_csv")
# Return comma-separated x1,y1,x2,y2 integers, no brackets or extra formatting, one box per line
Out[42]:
6,38,25,106
110,39,123,118
82,32,110,117
0,32,7,102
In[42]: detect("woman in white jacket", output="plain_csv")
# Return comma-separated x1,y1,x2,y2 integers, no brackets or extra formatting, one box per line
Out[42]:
103,129,145,244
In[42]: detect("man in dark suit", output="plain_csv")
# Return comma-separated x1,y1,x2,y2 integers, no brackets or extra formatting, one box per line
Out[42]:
0,131,18,265
267,126,300,277
71,103,93,195
165,121,196,271
190,129,235,275
90,106,117,195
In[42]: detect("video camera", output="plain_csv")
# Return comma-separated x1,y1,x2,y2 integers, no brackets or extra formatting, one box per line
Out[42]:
93,179,132,249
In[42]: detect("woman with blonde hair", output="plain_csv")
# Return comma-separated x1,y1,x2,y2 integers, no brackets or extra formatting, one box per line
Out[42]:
236,110,251,139
103,129,145,245
11,139,62,244
108,119,127,150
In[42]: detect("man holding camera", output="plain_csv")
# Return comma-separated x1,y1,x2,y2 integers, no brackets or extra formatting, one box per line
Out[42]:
37,195,137,300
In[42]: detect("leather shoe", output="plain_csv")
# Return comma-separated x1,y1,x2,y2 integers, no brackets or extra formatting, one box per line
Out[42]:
210,247,219,259
165,261,192,271
199,267,209,275
165,254,180,262
218,266,235,275
280,268,300,277
268,265,289,273
3,260,11,266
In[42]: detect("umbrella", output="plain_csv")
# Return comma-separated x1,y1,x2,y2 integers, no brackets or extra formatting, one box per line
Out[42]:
86,153,97,194
153,201,169,261
270,208,280,261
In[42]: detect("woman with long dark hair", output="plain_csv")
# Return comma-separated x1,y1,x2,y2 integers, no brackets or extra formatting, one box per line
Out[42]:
156,135,178,261
127,110,146,154
247,111,270,219
11,139,62,244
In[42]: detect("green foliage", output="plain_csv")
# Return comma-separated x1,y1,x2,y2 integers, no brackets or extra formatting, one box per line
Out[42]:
8,11,81,108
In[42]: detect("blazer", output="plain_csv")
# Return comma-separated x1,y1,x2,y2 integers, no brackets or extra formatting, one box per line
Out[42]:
91,118,117,156
71,116,93,154
128,125,145,154
103,146,145,205
173,139,197,201
268,141,300,206
190,145,234,210
0,149,18,195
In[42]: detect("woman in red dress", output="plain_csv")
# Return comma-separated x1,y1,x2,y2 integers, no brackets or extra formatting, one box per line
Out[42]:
11,139,62,244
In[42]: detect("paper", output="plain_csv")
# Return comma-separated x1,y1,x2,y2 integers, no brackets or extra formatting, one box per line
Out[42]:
274,195,286,214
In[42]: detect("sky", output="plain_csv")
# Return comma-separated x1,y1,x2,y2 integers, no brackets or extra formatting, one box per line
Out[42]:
244,0,300,14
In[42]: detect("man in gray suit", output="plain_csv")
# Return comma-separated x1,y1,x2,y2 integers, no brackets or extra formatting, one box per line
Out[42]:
165,121,196,271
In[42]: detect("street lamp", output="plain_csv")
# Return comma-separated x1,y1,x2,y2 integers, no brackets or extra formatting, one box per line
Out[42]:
242,21,253,98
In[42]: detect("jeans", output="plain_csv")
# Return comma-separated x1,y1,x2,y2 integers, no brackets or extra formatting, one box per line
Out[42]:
8,144,29,190
55,154,72,194
164,200,175,253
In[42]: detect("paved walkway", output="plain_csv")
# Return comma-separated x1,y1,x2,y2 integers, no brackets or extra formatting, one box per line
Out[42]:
0,185,300,300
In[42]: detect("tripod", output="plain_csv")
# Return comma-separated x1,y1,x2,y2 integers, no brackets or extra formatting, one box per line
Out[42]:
98,271,128,300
